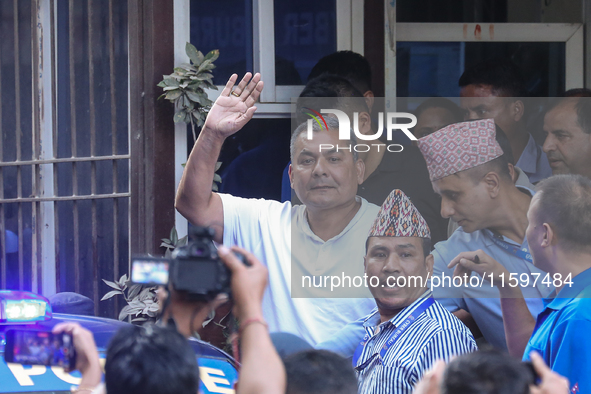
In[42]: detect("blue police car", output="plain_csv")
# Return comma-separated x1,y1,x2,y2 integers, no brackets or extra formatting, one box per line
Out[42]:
0,290,238,394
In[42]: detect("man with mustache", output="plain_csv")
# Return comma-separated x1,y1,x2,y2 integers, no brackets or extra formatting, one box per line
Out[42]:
176,73,378,346
354,189,476,394
543,96,591,179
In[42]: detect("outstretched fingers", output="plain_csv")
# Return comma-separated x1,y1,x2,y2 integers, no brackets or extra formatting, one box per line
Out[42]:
245,80,264,108
232,72,254,96
220,74,239,97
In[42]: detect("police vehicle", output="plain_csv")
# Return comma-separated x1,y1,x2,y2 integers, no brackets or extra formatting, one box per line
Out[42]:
0,290,238,394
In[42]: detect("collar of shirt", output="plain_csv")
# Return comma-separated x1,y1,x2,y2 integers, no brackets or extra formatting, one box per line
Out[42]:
481,185,536,247
543,267,591,309
362,289,433,332
298,195,371,243
515,134,541,176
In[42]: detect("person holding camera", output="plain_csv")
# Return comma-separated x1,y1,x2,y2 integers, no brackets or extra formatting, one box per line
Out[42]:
53,245,286,394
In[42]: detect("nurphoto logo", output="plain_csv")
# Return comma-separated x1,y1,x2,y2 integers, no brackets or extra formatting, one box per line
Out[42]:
303,107,417,153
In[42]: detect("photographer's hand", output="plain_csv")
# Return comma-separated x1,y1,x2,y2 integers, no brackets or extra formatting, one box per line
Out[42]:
218,245,267,321
52,323,102,390
219,245,286,394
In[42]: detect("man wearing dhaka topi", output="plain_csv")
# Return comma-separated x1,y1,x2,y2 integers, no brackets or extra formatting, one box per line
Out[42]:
354,189,476,394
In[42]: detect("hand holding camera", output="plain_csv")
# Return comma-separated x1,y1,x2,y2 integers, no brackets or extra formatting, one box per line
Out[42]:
217,245,268,322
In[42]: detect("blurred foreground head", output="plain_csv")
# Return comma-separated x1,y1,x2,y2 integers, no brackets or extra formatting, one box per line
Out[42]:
105,324,199,394
285,349,357,394
442,349,535,394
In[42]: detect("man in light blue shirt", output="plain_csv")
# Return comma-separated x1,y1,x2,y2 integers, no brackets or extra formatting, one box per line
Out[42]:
447,174,591,394
418,119,551,350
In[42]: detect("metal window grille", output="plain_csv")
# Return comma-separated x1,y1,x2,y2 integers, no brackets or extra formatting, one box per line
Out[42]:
0,0,129,318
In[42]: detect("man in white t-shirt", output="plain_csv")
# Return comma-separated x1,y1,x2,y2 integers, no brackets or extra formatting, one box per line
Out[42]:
176,73,378,345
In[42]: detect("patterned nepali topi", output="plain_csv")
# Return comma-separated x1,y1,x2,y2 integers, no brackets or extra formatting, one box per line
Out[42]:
369,189,431,239
416,118,504,182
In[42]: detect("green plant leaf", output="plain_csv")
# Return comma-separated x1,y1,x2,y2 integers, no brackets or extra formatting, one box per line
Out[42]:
162,77,180,87
165,90,182,101
185,42,204,66
118,305,132,321
202,80,217,90
177,235,188,247
186,90,205,104
173,110,186,123
171,227,178,245
139,288,154,300
101,290,123,301
204,49,219,63
103,279,122,291
128,284,142,300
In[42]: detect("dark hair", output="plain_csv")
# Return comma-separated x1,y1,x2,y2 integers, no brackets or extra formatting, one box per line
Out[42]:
442,349,534,394
562,88,591,97
295,74,369,126
545,97,591,136
105,325,199,394
308,51,372,94
414,97,464,123
284,350,358,394
463,124,513,183
459,58,527,98
536,174,591,253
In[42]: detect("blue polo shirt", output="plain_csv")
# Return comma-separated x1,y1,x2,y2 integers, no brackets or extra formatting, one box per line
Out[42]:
523,266,591,394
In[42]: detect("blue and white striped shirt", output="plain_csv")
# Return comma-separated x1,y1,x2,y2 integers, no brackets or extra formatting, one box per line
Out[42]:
355,291,477,394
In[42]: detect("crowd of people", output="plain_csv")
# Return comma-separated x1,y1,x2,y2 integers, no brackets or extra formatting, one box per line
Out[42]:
64,52,591,394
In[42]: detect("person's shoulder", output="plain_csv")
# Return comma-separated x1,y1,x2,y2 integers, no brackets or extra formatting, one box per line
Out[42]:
359,197,380,214
433,227,486,256
426,300,473,332
219,193,292,223
561,291,591,322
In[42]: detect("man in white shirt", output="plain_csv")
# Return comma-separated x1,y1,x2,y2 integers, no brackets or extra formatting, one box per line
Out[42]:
176,73,377,345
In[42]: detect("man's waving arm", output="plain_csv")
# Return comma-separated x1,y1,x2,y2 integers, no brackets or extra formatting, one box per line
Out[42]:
175,73,263,243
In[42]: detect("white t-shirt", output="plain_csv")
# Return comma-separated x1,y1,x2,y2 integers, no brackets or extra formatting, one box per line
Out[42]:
220,194,379,345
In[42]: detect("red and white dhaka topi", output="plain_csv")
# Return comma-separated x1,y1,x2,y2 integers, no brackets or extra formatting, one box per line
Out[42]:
417,118,504,182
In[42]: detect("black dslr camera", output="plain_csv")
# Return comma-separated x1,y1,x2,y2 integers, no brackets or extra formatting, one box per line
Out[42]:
131,226,246,300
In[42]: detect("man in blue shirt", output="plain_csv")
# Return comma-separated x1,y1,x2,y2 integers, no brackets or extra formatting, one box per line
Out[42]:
355,189,476,394
448,174,591,393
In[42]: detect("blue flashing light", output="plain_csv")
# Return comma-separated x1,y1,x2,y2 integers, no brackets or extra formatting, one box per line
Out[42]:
0,291,52,324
